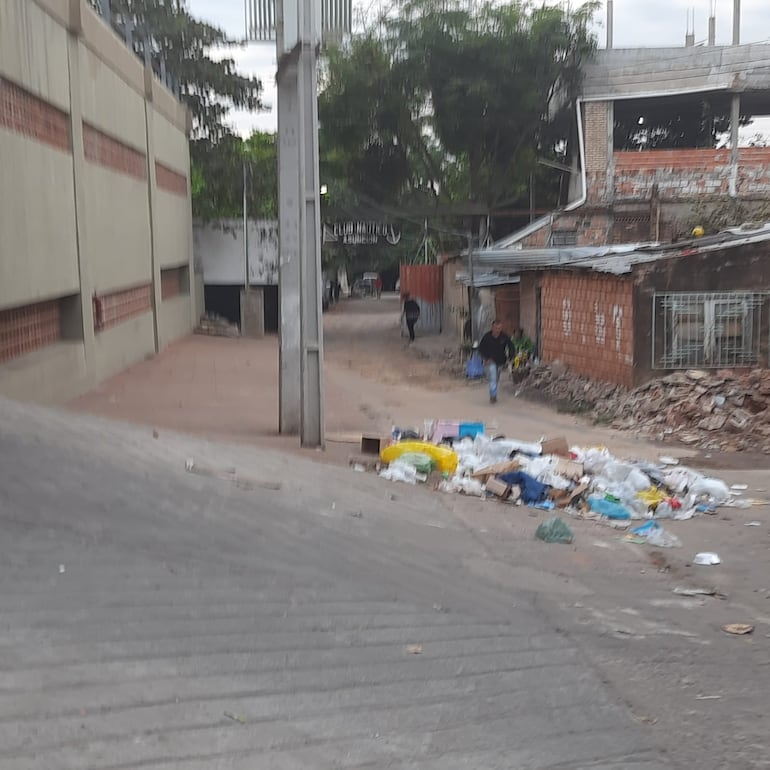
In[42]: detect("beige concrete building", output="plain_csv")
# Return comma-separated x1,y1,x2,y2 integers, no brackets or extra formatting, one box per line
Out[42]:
0,0,197,403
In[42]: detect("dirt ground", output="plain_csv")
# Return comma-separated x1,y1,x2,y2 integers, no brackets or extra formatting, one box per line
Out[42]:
70,294,770,769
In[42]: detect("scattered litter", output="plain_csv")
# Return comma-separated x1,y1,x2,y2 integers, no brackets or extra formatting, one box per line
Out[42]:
673,586,718,597
405,644,423,654
535,517,574,544
353,463,366,472
645,527,682,549
58,564,65,574
588,496,631,520
185,458,195,471
731,483,749,491
694,552,722,566
659,456,679,466
379,460,426,485
695,695,722,701
722,623,754,636
224,711,247,724
745,521,762,527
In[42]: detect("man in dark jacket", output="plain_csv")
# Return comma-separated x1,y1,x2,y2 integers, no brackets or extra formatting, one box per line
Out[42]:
402,293,420,342
478,319,510,403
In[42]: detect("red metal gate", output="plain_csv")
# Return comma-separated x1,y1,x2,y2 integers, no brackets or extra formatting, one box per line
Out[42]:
399,264,443,334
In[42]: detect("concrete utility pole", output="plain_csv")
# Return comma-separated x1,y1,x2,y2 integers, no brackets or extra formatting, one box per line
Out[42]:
733,0,741,45
606,0,613,50
275,0,324,447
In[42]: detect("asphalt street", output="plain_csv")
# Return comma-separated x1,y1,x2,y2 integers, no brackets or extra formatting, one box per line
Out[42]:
0,398,671,769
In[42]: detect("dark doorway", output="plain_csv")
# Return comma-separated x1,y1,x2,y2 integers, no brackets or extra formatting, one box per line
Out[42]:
204,284,279,333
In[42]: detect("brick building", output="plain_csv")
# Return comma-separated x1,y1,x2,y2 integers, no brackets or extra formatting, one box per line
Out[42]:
491,42,770,251
456,227,770,388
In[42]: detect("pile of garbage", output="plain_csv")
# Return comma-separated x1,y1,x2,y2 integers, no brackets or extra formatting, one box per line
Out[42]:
376,422,755,548
195,313,240,338
521,364,770,453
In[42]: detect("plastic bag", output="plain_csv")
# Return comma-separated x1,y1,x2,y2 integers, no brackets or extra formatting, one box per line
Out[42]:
397,452,435,475
379,460,427,485
690,477,731,505
645,527,682,548
587,496,632,520
535,517,574,544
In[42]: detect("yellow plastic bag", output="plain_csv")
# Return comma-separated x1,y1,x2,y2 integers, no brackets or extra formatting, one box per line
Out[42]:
636,487,667,507
381,441,459,475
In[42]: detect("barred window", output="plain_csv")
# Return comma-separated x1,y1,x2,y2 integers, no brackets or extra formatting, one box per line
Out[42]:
551,230,578,247
653,292,765,369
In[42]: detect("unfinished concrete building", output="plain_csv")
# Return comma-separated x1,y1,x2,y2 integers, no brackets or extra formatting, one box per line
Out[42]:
498,2,770,250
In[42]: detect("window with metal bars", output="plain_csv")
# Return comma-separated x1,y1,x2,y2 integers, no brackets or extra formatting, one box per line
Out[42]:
653,292,765,369
551,230,578,247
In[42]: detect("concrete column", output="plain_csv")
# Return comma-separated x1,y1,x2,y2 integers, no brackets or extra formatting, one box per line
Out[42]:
733,0,741,45
708,15,716,46
606,0,613,49
143,67,162,352
65,25,96,374
605,101,615,205
277,56,301,435
240,288,265,338
297,31,325,448
729,93,741,197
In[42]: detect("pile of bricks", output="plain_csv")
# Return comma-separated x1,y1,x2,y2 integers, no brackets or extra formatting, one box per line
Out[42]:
521,364,770,453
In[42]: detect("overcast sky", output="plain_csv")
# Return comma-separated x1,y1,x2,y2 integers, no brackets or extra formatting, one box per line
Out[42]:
187,0,770,136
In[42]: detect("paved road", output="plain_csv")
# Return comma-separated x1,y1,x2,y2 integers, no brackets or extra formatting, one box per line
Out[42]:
0,399,671,769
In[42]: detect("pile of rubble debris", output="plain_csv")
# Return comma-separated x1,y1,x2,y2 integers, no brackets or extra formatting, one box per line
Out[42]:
195,313,240,338
520,365,770,453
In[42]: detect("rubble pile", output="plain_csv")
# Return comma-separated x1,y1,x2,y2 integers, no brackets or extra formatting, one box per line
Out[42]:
520,365,770,453
195,313,240,338
603,368,770,453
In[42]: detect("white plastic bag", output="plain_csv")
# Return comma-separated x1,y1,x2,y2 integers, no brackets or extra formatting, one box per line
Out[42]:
645,527,682,548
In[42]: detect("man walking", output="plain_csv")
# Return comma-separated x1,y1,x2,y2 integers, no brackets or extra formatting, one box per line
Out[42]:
478,319,510,403
402,293,420,343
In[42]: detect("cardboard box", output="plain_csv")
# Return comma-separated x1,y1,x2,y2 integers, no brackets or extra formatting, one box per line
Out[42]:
472,459,521,480
485,477,511,499
541,437,570,458
554,459,584,480
360,435,388,455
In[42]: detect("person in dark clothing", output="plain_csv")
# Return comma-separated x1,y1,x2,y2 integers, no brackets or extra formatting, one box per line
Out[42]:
332,280,341,303
402,293,421,343
478,319,510,403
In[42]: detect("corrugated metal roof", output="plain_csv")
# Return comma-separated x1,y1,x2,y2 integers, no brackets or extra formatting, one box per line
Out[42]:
469,223,770,282
456,272,520,288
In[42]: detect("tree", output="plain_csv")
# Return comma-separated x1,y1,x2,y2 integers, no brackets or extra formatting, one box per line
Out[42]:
90,0,263,141
190,131,277,219
319,0,598,220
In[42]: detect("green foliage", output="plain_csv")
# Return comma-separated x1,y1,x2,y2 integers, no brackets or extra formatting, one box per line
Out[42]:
191,131,277,220
319,0,598,216
102,0,263,141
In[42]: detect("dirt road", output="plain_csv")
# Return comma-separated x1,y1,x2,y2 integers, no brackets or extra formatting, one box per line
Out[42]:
69,294,770,768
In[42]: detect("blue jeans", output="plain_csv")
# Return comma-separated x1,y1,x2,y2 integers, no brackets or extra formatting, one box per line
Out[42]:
486,362,502,399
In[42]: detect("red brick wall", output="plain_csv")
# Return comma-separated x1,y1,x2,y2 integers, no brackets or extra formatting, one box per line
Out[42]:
0,300,61,364
82,122,147,180
155,161,188,196
519,211,613,249
93,285,152,331
614,148,770,200
583,101,610,204
0,77,71,152
541,272,634,387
